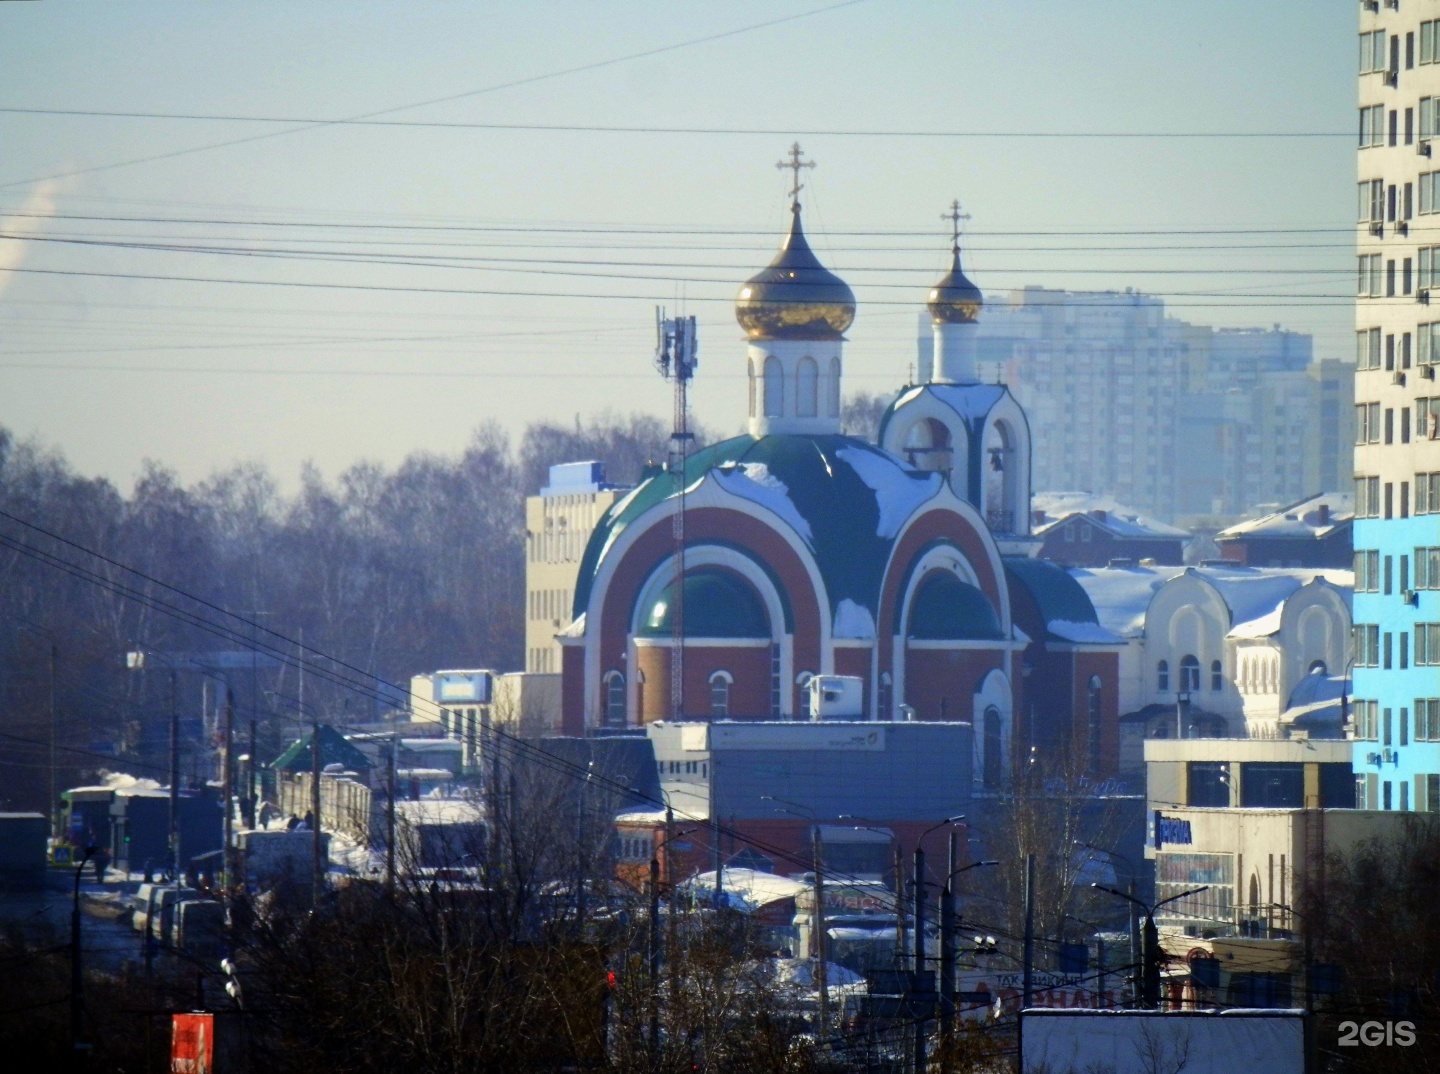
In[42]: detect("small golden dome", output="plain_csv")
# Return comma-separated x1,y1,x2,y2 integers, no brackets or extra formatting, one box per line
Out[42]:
735,207,855,340
927,246,983,325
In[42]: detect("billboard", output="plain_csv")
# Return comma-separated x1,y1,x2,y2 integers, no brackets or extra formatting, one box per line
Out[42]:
171,1013,214,1074
1021,1009,1305,1074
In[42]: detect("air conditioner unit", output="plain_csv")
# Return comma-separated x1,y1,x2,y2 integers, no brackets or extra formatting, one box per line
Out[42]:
1362,0,1379,10
1420,140,1433,157
1385,70,1399,87
1386,0,1400,8
1404,589,1419,605
1424,365,1437,380
1419,288,1431,304
1367,751,1382,765
1384,748,1396,763
1399,220,1411,236
1394,370,1407,385
1370,221,1385,236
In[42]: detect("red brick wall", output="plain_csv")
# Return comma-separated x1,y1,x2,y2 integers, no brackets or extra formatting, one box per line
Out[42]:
1072,650,1121,776
833,648,873,718
561,645,586,736
1036,520,1184,568
903,647,1005,721
633,644,772,722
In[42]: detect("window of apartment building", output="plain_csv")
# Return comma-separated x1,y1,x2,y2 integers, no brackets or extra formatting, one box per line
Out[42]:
1421,172,1440,215
1386,482,1395,519
1406,180,1416,217
1420,247,1440,289
1355,699,1379,740
1387,259,1398,296
1417,699,1440,740
1356,549,1380,592
1423,774,1440,813
1361,104,1386,147
1410,30,1418,69
1416,623,1440,666
1362,29,1387,73
1405,258,1415,295
1418,399,1440,440
1356,475,1382,518
1359,177,1382,220
1403,481,1411,518
1419,475,1440,514
1404,407,1413,443
1359,253,1382,296
1385,554,1394,595
1388,183,1398,222
1356,402,1381,444
1359,326,1383,369
1419,324,1440,366
1391,109,1400,146
1423,98,1440,139
1355,624,1381,667
1386,407,1396,443
1416,547,1440,588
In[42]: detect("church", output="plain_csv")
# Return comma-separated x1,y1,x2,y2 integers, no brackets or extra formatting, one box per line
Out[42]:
557,164,1122,784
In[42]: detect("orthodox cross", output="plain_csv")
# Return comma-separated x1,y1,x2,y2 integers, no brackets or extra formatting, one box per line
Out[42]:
776,142,816,210
942,199,971,255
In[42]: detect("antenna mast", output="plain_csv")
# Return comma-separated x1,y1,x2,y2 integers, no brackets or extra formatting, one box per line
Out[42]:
655,309,698,720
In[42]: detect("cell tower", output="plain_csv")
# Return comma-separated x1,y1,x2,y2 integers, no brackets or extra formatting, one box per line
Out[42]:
654,309,698,720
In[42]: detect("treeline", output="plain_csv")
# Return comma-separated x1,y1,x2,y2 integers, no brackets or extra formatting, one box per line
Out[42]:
0,413,683,811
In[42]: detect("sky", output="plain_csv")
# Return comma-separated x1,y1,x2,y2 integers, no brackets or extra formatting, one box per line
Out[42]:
0,1,1357,493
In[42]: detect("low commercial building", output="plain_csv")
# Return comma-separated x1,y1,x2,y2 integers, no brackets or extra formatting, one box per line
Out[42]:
1031,492,1189,568
1215,492,1353,569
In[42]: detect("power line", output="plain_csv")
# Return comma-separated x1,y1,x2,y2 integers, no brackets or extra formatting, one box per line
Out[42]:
0,0,870,190
0,105,1355,140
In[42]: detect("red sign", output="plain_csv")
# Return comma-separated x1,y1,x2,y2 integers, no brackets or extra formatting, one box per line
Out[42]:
171,1013,214,1074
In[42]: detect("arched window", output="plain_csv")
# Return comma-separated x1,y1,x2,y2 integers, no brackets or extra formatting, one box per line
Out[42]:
796,357,818,417
763,356,784,417
1210,659,1224,692
748,358,757,418
826,357,841,418
1087,674,1103,775
1180,655,1201,692
709,671,732,718
982,706,1004,788
604,672,626,727
1157,660,1169,692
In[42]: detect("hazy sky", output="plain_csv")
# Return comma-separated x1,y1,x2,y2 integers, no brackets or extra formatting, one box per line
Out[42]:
0,2,1356,493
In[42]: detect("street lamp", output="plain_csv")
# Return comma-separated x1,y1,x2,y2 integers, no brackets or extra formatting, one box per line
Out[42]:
1093,882,1210,1008
648,820,696,1059
910,816,964,1074
70,844,97,1053
939,857,998,1066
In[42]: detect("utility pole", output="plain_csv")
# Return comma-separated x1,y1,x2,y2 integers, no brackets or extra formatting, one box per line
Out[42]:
386,734,397,898
648,855,661,1062
48,641,57,845
70,847,95,1055
812,826,828,1043
913,842,927,1074
311,719,323,906
1128,879,1141,1008
168,670,180,887
939,832,956,1069
1093,883,1210,1011
895,846,908,967
1022,853,1036,1010
222,687,235,898
247,716,258,828
711,815,722,908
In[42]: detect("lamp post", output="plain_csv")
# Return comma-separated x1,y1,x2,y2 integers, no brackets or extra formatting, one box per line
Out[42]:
939,852,998,1073
1075,839,1140,1005
648,821,695,1062
761,796,830,1038
912,816,964,1074
70,844,97,1053
1093,883,1210,1008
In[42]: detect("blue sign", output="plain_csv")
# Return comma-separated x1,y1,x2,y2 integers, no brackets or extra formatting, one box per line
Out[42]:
1153,811,1193,849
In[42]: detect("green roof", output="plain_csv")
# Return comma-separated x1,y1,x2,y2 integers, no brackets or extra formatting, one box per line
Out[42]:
572,434,941,622
637,569,770,638
271,725,374,773
1004,556,1101,633
907,572,1003,640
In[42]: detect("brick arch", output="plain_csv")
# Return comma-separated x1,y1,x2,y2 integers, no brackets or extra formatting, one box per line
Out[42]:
594,505,826,709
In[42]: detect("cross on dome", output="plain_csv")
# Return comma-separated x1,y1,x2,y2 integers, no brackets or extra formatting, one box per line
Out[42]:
941,199,971,256
776,142,816,213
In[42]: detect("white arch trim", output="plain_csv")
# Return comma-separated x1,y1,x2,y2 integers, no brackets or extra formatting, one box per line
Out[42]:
973,667,1013,788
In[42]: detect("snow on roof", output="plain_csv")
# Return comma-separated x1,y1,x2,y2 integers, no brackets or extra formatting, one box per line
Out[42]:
834,445,941,538
557,612,586,638
1047,619,1123,644
1071,564,1351,639
713,462,814,542
922,383,1010,425
833,598,877,639
1069,565,1186,637
394,798,485,826
683,867,809,911
1033,491,1190,539
1217,492,1354,540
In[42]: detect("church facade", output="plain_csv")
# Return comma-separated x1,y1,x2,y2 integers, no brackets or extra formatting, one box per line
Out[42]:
558,183,1122,783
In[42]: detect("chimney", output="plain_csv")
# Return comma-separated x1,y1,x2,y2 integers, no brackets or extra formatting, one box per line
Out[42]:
1092,509,1108,522
1317,503,1331,525
1032,509,1048,526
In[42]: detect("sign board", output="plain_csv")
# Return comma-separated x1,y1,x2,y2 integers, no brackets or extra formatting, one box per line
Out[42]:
1151,810,1193,849
435,671,492,703
171,1013,214,1074
1020,1010,1305,1074
709,724,886,752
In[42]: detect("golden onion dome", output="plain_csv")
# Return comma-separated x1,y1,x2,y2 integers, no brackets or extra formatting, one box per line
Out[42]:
735,207,855,340
927,245,983,325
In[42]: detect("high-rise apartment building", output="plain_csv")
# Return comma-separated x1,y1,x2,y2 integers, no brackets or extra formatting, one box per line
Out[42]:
1353,3,1440,813
929,290,1346,524
524,461,628,674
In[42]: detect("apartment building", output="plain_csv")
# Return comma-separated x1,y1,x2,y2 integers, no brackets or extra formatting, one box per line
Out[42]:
524,461,629,674
1353,1,1440,812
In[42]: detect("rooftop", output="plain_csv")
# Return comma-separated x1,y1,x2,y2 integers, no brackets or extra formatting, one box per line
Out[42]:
1217,492,1353,542
1032,491,1190,540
